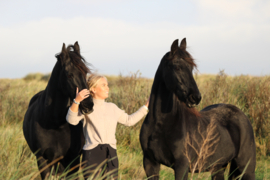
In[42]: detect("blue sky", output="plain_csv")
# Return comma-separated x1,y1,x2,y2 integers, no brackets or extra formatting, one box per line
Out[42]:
0,0,269,78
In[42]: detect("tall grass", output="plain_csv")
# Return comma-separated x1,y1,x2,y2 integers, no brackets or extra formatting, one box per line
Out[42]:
0,123,38,180
107,71,152,152
0,71,270,179
195,71,270,156
184,120,221,178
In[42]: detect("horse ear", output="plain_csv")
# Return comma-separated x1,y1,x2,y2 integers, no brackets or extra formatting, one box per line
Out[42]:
61,43,68,57
59,43,69,65
180,38,186,50
170,39,179,56
74,41,80,54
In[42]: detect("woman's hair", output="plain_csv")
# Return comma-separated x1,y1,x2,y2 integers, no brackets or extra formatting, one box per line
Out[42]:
86,74,107,97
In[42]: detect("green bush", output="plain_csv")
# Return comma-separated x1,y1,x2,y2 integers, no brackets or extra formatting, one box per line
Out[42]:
23,73,51,81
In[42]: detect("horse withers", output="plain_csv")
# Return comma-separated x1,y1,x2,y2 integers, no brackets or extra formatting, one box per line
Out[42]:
140,38,256,180
23,42,93,179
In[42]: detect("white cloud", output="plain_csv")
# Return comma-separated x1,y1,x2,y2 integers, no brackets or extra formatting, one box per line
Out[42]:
67,0,125,5
194,0,270,25
0,0,270,78
197,0,254,16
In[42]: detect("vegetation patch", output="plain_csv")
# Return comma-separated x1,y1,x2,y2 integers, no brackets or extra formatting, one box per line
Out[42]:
0,71,269,179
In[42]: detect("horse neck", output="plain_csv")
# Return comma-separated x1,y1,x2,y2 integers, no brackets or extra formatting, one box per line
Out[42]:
42,61,70,124
151,58,202,121
149,66,182,119
148,77,197,135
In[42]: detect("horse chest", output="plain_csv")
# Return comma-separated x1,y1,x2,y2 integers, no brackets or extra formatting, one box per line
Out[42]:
34,121,81,155
36,122,65,140
147,129,174,166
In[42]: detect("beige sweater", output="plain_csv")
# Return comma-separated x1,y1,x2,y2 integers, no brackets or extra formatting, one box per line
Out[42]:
66,98,148,150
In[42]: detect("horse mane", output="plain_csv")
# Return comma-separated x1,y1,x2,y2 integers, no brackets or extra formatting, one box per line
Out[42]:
165,48,197,70
55,45,91,77
179,47,197,70
67,45,91,77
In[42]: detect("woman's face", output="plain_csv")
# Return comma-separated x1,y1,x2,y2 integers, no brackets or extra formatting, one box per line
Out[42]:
91,77,109,100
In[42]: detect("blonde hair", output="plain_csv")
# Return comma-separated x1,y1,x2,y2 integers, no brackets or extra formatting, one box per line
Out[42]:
87,74,107,97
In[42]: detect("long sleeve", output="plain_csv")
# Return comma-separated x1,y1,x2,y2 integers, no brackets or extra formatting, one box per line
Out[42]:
66,108,84,125
72,99,149,150
117,106,148,127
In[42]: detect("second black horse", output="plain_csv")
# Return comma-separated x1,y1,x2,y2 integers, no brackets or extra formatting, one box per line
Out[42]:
23,42,93,179
140,38,256,180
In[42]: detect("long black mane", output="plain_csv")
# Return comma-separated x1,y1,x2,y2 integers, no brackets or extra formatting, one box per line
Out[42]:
56,44,91,77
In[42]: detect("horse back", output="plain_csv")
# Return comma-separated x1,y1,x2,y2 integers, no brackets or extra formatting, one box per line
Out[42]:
200,103,251,128
200,103,255,157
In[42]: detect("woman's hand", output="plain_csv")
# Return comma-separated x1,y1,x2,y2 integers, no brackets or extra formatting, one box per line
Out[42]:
145,97,150,108
74,87,90,103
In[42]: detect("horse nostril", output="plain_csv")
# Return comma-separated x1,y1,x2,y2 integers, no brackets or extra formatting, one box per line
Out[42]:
192,94,201,104
198,94,202,102
188,95,195,103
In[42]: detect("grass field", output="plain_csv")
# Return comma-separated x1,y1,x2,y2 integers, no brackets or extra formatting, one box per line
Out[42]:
0,71,270,179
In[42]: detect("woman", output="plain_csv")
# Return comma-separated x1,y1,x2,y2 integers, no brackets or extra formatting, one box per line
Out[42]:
66,74,149,179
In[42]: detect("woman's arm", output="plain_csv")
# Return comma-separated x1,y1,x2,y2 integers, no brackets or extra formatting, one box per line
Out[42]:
70,87,90,112
117,106,148,126
66,109,84,125
66,87,90,125
117,97,150,126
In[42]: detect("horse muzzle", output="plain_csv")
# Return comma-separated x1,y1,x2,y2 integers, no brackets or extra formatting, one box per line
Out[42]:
186,93,201,108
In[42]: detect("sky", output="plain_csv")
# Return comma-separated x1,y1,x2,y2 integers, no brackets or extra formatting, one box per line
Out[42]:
0,0,269,79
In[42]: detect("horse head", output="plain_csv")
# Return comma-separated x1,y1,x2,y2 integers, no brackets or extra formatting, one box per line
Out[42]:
56,42,94,114
162,38,201,108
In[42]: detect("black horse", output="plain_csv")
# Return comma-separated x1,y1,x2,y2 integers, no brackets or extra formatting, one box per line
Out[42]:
23,42,94,179
140,38,256,180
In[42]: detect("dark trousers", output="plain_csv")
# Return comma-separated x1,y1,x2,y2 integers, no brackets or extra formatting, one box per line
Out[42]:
82,144,118,180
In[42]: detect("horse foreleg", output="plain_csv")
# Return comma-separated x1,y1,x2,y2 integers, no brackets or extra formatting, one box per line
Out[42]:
174,157,190,180
36,156,50,180
211,167,225,180
143,154,160,180
65,156,81,179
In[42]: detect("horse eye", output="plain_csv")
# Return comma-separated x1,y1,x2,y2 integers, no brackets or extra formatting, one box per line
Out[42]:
174,66,180,71
67,74,74,79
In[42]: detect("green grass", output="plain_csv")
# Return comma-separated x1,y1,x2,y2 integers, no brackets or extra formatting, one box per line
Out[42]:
0,71,270,179
0,123,37,180
255,156,270,180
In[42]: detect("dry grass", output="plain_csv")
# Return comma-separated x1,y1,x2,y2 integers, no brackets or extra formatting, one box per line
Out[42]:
184,120,220,179
0,71,270,179
195,71,270,156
